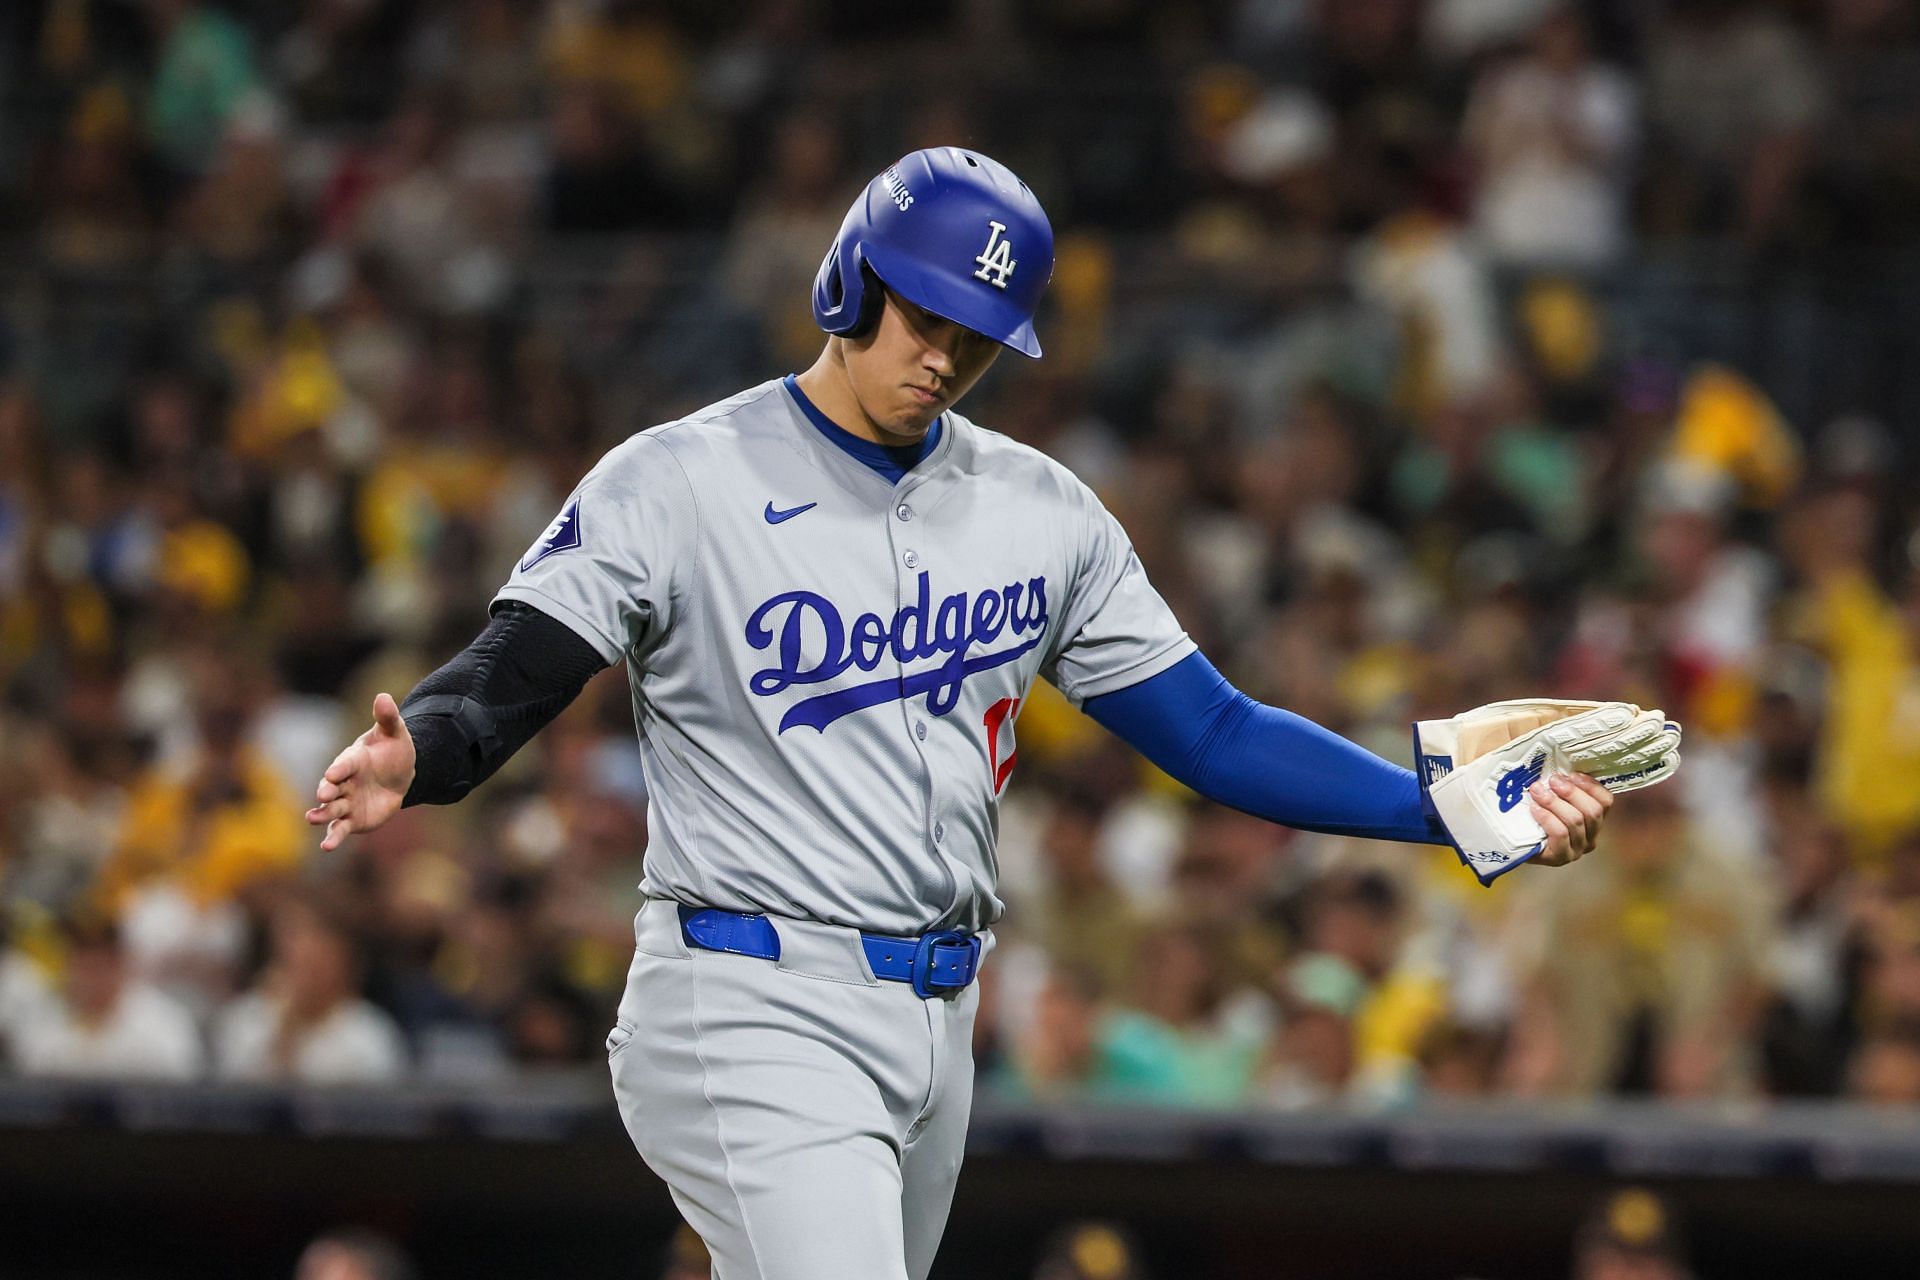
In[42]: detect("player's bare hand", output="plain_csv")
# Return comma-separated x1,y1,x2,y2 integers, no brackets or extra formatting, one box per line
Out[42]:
1528,771,1613,868
305,692,416,851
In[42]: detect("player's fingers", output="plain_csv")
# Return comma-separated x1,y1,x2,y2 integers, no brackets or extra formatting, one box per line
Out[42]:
1529,793,1575,865
1568,772,1615,811
320,816,351,852
1529,804,1572,866
1549,773,1607,826
1528,794,1570,838
372,692,402,735
306,797,351,826
1528,786,1574,855
1529,779,1588,836
322,745,362,785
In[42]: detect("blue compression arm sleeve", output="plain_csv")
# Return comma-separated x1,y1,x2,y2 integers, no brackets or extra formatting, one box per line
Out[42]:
1081,652,1446,844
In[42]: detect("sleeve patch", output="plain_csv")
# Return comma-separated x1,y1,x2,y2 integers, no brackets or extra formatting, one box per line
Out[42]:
519,497,583,571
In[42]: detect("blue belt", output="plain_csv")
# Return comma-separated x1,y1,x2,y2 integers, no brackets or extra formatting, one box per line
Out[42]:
677,906,981,999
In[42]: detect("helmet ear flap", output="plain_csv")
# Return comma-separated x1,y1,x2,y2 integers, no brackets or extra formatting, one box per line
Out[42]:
812,240,852,335
812,240,882,338
821,246,846,311
850,262,885,338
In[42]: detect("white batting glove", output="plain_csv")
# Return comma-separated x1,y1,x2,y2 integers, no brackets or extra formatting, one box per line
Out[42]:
1415,699,1682,885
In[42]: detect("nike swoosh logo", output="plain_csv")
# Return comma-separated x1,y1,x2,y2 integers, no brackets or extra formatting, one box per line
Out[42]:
764,501,818,525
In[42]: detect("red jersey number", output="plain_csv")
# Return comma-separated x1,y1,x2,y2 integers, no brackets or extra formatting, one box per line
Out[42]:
983,696,1020,795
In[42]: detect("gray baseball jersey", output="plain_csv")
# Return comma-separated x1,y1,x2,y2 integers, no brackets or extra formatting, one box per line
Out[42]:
495,376,1193,936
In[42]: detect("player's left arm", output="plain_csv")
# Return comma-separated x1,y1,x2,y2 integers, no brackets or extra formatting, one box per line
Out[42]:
1081,651,1627,879
1042,474,1675,883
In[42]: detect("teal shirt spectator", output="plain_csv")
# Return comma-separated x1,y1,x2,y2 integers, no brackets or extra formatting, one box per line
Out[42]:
1092,1008,1268,1108
981,1059,1119,1105
148,4,258,173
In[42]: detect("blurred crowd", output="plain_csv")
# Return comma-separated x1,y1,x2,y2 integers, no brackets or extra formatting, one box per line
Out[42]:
4,0,1920,1118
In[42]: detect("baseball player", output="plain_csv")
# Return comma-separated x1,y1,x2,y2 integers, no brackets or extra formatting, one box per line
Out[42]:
305,148,1680,1280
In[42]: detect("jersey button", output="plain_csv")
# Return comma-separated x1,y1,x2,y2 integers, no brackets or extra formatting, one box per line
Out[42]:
896,503,913,521
933,822,946,843
903,550,920,569
915,720,928,741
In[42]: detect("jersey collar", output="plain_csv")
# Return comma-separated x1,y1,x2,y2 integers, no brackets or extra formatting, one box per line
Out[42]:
782,374,947,486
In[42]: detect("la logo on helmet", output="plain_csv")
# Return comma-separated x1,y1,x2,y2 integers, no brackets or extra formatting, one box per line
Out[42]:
972,220,1016,288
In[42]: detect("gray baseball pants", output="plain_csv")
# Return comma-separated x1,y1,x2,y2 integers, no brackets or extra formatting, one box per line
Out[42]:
606,898,981,1280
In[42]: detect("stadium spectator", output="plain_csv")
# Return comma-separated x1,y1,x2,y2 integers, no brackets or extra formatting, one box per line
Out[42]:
293,1228,419,1280
1095,921,1271,1106
719,113,853,369
503,970,603,1067
1462,5,1636,269
1259,999,1356,1109
656,1224,712,1280
1848,1022,1920,1107
1022,788,1151,1001
270,0,413,127
1031,1222,1151,1280
1283,870,1446,1103
1506,783,1773,1097
0,918,56,1063
36,85,153,274
215,900,408,1083
144,0,261,178
419,873,544,1043
1854,889,1920,1057
3,719,127,917
1413,1020,1506,1100
346,94,510,315
1165,804,1292,996
1781,482,1920,855
1815,0,1920,244
1641,0,1825,243
96,651,302,1009
1571,1187,1694,1280
8,912,202,1080
1756,776,1857,1096
996,963,1107,1102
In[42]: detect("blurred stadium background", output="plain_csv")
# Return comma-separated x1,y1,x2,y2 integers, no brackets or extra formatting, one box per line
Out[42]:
5,0,1920,1276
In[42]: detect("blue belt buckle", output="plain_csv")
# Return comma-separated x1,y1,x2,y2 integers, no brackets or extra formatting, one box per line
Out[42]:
910,930,980,999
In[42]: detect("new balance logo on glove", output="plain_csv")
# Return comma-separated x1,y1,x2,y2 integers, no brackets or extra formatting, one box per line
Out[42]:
1496,753,1547,813
1415,700,1682,886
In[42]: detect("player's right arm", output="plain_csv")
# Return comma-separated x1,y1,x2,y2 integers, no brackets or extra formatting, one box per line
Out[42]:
305,602,608,850
306,429,695,849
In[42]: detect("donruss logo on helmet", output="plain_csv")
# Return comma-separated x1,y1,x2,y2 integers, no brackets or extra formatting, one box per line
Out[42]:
520,497,582,571
882,167,914,211
973,220,1016,288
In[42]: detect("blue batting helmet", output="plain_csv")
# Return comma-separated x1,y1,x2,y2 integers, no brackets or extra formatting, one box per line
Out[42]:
811,148,1054,359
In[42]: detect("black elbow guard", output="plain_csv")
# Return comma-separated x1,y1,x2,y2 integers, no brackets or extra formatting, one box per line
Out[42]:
398,602,609,806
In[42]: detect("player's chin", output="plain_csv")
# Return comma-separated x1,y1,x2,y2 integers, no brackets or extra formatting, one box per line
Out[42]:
893,396,943,432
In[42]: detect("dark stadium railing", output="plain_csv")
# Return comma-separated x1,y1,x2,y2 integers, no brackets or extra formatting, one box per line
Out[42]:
5,1074,1920,1183
7,1076,1920,1277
